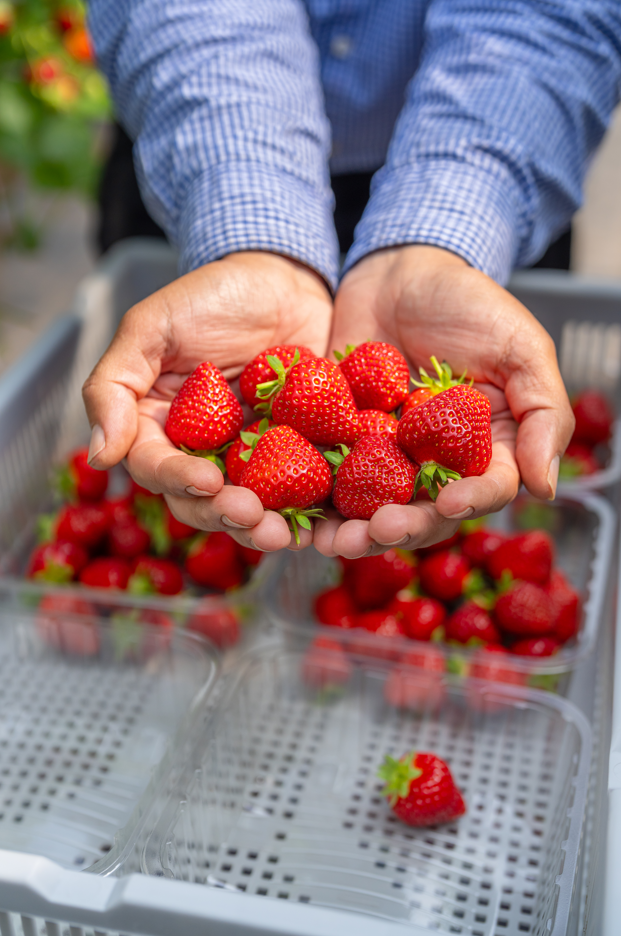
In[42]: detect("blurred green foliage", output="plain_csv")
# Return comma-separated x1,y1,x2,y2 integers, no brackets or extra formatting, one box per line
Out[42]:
0,0,111,201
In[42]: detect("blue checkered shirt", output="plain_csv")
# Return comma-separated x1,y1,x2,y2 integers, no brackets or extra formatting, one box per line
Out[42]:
89,1,621,289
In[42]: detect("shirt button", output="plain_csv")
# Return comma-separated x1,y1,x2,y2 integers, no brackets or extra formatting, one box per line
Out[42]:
330,34,353,59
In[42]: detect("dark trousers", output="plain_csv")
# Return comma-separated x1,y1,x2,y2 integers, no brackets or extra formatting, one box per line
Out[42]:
97,124,571,270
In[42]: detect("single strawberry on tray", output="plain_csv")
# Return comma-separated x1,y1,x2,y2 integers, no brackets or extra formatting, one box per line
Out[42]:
378,750,466,827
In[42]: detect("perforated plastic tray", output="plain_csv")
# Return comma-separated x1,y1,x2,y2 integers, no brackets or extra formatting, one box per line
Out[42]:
142,644,591,936
0,604,217,876
267,493,615,680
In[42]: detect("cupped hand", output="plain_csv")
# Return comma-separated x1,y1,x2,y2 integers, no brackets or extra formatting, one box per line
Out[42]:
82,251,333,552
314,245,574,559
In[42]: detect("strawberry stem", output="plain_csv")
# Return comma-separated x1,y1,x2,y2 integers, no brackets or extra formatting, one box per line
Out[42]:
333,343,356,362
255,349,301,413
411,355,471,393
377,752,422,805
180,444,229,474
279,506,326,545
238,418,275,463
324,444,350,475
414,463,462,500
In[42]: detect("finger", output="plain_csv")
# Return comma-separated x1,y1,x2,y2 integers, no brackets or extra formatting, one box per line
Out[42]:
313,512,347,557
166,492,294,551
367,501,461,550
330,519,377,559
434,439,520,521
515,407,573,500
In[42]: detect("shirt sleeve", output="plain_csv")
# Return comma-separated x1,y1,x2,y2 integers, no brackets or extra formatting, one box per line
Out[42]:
88,0,340,288
344,0,621,285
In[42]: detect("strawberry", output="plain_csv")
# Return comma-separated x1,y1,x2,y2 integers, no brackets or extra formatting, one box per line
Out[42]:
129,556,184,595
52,502,110,549
418,550,480,603
378,751,466,827
79,557,131,589
494,581,554,637
167,510,197,541
188,601,240,648
185,532,245,590
444,601,501,645
239,425,333,542
467,644,526,711
256,355,360,447
355,609,406,637
106,495,134,525
356,409,398,439
397,357,492,499
36,594,99,657
572,389,614,446
328,436,416,520
165,361,244,469
387,596,446,641
510,636,561,657
384,645,446,711
301,636,352,690
335,341,409,412
314,584,357,629
487,531,553,585
343,550,415,609
27,540,88,582
349,610,405,660
460,527,506,570
546,569,581,642
401,387,434,415
559,442,600,479
57,447,108,502
108,517,151,559
225,418,276,485
240,345,315,410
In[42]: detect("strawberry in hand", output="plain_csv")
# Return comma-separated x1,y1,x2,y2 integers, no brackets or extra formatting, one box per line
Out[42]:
328,436,416,520
240,345,315,410
225,418,275,486
378,751,466,827
335,341,409,412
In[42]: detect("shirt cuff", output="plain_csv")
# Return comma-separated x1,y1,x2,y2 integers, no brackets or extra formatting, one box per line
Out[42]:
177,162,340,292
343,160,523,285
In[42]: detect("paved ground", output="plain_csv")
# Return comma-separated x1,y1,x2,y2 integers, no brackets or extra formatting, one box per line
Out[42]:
0,105,620,377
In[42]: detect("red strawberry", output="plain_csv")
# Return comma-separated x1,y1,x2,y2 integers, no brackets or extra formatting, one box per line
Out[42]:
445,601,501,646
356,609,406,637
36,594,99,656
494,581,554,637
79,557,131,589
28,540,88,582
329,436,416,520
546,569,581,642
129,556,184,595
356,409,399,439
460,527,506,570
108,518,151,559
314,584,357,629
185,532,245,590
57,447,108,502
418,550,479,603
257,355,360,447
572,389,614,446
239,425,333,542
53,502,110,549
335,341,409,412
106,495,134,525
397,357,492,499
225,418,275,485
378,751,466,827
467,644,526,711
235,542,264,567
165,361,244,468
487,531,553,585
559,442,600,479
401,387,434,415
349,609,405,661
384,644,446,712
344,550,416,609
240,345,315,410
510,637,561,657
388,596,446,641
301,636,352,689
188,601,240,648
167,510,197,541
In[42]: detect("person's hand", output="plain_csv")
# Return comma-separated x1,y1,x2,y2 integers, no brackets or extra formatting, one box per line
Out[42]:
314,245,574,558
83,251,333,552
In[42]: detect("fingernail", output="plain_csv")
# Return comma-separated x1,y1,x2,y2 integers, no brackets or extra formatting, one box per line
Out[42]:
379,534,410,547
349,545,374,559
221,515,252,529
444,506,474,520
249,538,269,552
186,485,214,497
87,425,106,465
548,455,560,500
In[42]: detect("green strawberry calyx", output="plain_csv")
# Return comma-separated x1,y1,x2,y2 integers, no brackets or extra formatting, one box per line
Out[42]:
558,454,587,479
127,571,156,596
180,443,231,475
255,349,301,414
54,463,77,503
411,355,471,394
279,506,326,545
36,513,57,544
238,418,275,463
332,344,356,362
377,752,422,805
133,494,170,556
324,443,350,475
32,561,73,584
414,462,462,500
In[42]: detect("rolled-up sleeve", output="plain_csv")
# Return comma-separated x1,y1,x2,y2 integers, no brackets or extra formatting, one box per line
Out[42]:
88,0,340,288
345,0,621,284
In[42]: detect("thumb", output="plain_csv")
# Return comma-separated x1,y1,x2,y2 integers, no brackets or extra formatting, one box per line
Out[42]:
515,406,573,500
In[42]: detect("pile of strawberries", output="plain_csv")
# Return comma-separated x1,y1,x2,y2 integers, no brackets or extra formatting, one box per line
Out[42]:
165,344,493,540
560,389,614,478
26,447,263,655
310,519,580,669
